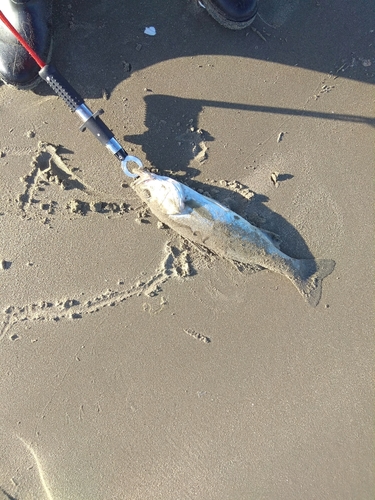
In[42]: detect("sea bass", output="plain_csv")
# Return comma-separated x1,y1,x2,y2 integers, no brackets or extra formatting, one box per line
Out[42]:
131,170,335,306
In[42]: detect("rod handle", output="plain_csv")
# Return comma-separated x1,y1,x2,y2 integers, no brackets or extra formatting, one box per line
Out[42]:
39,64,84,112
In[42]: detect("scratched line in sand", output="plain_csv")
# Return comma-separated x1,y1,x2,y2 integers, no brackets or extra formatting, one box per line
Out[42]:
16,141,134,222
18,436,54,500
1,142,215,341
0,242,191,340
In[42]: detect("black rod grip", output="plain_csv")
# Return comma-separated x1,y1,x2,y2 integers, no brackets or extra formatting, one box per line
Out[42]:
39,64,84,112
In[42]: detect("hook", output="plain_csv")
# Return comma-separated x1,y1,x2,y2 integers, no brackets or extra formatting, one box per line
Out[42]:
121,155,143,178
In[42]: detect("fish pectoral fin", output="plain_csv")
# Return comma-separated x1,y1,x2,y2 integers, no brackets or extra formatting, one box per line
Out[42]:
261,229,282,249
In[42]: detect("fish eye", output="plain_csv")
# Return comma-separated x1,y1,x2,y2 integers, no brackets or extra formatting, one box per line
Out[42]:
143,188,151,199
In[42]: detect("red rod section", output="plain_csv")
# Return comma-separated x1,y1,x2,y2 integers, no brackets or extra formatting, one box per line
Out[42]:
0,10,46,68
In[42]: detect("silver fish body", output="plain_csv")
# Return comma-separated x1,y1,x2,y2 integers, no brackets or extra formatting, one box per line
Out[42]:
132,170,335,306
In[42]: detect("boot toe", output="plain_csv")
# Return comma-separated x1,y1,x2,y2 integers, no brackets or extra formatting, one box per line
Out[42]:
201,0,258,29
0,40,41,88
0,0,52,89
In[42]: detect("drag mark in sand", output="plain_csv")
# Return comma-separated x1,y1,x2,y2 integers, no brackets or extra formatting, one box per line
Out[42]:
0,241,192,340
17,142,131,222
183,328,211,343
18,142,94,216
17,436,54,500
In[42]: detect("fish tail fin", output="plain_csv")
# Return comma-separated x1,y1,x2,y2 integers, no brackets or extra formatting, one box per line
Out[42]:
292,258,336,307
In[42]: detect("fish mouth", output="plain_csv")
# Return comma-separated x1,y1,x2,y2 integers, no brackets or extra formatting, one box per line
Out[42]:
131,168,154,186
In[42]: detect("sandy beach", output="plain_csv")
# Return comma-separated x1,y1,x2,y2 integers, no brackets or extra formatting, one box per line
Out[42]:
1,0,374,498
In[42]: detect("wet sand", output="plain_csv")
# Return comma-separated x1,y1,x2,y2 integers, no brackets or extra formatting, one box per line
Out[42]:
0,0,374,498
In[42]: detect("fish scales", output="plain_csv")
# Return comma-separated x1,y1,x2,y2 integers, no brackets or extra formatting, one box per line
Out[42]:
131,170,335,306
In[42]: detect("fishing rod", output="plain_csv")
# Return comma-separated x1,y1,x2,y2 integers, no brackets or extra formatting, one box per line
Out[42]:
0,10,142,178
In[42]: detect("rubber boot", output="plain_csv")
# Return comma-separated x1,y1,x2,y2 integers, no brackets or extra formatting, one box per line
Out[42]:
200,0,258,30
0,0,53,89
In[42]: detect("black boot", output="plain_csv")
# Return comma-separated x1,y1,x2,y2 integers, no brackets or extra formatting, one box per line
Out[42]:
0,0,52,89
200,0,258,30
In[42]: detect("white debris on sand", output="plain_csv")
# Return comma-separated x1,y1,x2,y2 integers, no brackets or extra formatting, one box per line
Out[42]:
144,26,156,36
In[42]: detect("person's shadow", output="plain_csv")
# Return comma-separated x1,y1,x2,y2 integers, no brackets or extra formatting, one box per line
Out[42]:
45,0,374,95
31,0,374,259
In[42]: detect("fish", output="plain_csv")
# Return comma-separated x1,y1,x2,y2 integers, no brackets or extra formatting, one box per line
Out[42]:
131,169,335,306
